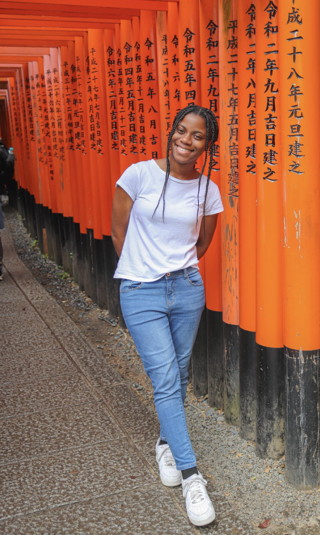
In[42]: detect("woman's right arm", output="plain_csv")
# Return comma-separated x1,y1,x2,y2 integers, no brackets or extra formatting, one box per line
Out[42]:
111,186,134,258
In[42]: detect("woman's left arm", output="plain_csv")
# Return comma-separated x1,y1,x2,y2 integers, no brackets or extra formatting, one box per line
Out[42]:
196,214,219,260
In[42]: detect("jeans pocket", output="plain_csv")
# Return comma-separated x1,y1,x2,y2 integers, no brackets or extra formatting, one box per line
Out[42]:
186,269,204,286
120,279,144,293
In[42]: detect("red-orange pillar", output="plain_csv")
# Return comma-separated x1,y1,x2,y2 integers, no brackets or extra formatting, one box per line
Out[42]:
156,10,171,157
219,0,239,425
178,0,201,109
238,0,257,440
279,0,320,489
140,10,162,161
255,0,284,459
119,20,139,171
132,16,145,162
167,1,181,123
199,0,223,408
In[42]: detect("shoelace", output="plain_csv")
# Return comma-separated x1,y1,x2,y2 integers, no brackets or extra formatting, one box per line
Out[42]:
162,447,176,467
183,476,208,502
188,481,207,504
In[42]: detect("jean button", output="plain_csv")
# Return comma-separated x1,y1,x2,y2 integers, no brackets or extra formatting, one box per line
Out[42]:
167,272,170,277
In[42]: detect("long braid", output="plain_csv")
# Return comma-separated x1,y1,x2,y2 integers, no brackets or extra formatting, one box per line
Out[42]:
196,114,210,224
202,112,219,232
153,107,197,220
153,105,219,227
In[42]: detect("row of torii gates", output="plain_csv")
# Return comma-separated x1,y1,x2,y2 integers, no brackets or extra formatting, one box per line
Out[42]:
0,0,319,490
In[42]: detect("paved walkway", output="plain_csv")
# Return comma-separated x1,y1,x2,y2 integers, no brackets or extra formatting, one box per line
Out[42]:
0,224,199,535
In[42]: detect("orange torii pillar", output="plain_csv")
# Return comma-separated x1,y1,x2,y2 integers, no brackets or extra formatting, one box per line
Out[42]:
156,10,171,157
119,19,139,171
0,90,11,148
6,78,16,150
60,41,82,280
50,46,75,277
178,0,208,397
238,0,257,440
15,68,34,203
21,66,39,238
279,0,320,489
30,60,49,254
37,55,58,263
113,21,138,325
199,0,224,408
74,35,94,296
255,0,284,459
8,69,30,218
104,28,120,191
11,63,31,213
167,1,181,123
103,28,122,317
86,29,113,306
43,52,64,267
132,16,144,162
140,10,162,161
219,0,240,425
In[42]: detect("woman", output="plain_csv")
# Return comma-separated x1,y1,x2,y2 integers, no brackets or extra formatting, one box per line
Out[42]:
111,105,224,527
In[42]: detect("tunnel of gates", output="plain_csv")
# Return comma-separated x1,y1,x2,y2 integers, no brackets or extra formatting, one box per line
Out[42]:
1,0,319,490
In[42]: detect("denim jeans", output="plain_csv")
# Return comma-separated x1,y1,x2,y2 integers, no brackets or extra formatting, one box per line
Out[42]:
120,267,205,470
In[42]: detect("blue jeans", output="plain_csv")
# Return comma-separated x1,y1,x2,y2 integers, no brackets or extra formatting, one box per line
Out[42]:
120,267,205,470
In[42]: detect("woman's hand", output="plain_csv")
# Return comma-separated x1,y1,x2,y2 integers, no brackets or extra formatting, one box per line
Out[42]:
111,186,134,258
196,214,219,260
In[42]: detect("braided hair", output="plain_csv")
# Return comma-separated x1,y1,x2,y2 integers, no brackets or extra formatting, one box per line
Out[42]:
153,105,219,227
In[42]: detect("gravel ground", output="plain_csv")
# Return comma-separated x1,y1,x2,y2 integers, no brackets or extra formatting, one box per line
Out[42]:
4,206,320,535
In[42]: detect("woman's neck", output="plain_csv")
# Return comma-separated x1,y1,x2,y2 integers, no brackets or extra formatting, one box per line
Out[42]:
156,157,200,181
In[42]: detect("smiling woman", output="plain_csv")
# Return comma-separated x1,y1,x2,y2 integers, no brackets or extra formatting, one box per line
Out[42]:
111,105,223,527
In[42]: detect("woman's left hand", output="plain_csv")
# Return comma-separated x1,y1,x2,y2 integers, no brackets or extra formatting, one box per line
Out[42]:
196,214,219,260
111,186,134,257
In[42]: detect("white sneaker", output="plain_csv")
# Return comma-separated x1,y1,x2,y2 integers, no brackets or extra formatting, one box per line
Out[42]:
182,472,215,526
155,439,182,487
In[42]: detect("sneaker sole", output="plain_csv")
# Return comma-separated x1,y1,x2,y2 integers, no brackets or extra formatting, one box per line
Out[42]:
188,509,215,527
160,473,182,487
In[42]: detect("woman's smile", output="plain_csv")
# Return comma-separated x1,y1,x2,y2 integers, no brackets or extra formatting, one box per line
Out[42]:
175,144,194,154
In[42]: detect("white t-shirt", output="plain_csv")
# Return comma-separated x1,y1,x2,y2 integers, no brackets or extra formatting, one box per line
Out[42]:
114,159,224,282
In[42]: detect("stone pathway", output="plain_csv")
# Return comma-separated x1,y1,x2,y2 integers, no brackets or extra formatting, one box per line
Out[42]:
2,220,320,535
0,225,196,534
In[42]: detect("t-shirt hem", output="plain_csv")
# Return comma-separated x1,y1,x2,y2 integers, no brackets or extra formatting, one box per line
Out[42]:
114,264,199,282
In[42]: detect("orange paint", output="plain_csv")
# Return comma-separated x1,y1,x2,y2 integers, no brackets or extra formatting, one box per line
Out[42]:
87,29,112,237
199,0,222,313
156,10,170,156
238,0,256,333
50,46,73,219
279,0,320,351
118,19,139,172
103,28,120,194
255,1,282,348
167,1,180,124
178,0,201,109
219,0,239,327
74,35,93,233
140,10,162,161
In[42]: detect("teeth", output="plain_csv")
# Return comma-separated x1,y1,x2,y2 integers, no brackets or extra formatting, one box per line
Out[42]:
177,146,190,153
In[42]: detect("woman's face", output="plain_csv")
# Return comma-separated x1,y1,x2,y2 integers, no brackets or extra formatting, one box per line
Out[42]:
170,113,207,166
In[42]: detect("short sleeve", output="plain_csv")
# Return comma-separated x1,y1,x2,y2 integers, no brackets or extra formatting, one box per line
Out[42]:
204,181,224,215
116,163,141,202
